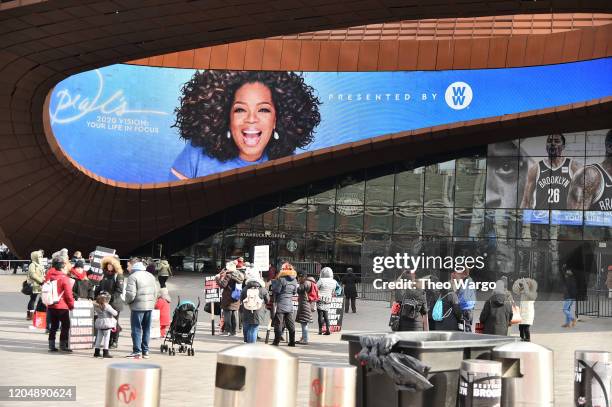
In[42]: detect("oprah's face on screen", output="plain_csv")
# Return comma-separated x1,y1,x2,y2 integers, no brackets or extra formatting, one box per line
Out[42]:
229,82,277,162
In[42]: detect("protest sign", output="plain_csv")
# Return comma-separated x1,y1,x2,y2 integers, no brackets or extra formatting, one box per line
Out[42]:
69,300,94,349
87,246,115,284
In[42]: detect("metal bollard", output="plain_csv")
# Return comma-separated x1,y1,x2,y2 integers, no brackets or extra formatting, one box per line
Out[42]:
105,363,161,407
214,343,298,407
492,341,554,406
575,350,611,407
309,363,356,407
458,359,502,407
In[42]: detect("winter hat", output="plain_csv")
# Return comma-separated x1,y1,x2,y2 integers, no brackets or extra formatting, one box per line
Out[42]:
320,267,333,279
159,287,171,302
493,279,505,294
74,260,84,268
131,262,146,272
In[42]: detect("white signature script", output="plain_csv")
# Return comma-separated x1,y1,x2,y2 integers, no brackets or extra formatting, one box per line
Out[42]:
49,69,168,125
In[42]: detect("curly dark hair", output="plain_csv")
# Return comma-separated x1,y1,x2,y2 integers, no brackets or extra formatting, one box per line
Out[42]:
173,70,321,162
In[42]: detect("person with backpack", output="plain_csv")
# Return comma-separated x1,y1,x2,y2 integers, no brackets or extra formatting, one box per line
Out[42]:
341,267,358,313
430,284,463,331
296,271,318,345
453,267,476,332
95,256,125,349
25,249,45,320
93,291,118,358
479,280,513,336
43,257,75,353
240,272,269,343
216,261,244,337
396,276,428,331
271,262,298,346
316,267,337,335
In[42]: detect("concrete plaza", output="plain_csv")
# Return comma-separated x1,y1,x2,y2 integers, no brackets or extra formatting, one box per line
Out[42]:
0,273,611,406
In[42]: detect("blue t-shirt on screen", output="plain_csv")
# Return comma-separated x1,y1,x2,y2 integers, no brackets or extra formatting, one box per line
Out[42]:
170,142,269,180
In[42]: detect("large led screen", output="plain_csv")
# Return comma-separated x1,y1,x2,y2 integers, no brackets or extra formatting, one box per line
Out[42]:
49,58,612,184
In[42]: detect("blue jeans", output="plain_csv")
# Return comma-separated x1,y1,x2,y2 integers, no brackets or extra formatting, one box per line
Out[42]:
244,324,259,343
301,323,309,342
130,310,152,354
563,299,575,325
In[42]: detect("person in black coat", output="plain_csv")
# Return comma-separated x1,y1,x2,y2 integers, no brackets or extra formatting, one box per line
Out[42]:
431,287,463,331
562,267,578,328
94,257,125,348
479,280,513,336
397,277,428,331
341,267,358,313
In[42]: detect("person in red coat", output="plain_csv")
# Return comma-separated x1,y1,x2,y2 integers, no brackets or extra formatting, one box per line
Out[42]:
45,257,75,352
155,288,171,337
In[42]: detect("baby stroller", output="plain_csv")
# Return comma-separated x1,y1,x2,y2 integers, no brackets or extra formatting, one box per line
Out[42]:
160,297,200,356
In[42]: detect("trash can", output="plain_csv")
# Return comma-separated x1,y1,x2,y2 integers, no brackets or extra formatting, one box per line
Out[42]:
105,363,161,407
574,350,610,407
492,341,554,406
458,360,502,407
310,363,357,407
341,331,517,407
214,343,298,407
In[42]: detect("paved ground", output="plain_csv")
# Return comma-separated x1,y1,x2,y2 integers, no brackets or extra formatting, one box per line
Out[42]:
0,273,611,406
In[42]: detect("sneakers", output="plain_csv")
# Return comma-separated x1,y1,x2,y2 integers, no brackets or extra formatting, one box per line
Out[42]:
142,352,150,359
126,352,142,359
295,340,309,345
220,332,231,337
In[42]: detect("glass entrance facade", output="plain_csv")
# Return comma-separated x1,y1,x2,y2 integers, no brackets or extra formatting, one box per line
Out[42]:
172,129,611,297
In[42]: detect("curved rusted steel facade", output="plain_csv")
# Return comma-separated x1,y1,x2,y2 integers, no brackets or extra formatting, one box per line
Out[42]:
0,0,611,256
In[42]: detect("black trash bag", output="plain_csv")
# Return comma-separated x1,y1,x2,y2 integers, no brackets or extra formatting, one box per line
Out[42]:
204,302,221,316
355,334,433,392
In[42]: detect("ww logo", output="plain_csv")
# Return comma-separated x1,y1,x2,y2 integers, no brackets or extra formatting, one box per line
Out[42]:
444,82,473,110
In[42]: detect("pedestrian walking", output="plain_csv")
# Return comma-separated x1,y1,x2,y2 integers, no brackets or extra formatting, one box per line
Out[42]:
341,267,358,313
240,272,268,343
453,268,476,331
44,257,75,353
316,267,337,335
296,271,317,345
124,261,159,359
562,266,578,328
95,256,125,348
157,257,172,288
512,278,538,341
26,250,45,320
271,263,298,346
216,261,244,337
155,288,171,337
479,280,513,336
93,291,118,358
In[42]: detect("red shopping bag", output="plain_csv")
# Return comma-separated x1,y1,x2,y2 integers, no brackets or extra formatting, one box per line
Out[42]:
32,311,46,329
475,322,484,334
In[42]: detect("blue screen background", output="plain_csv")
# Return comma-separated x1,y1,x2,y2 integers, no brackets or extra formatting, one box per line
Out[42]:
49,58,612,184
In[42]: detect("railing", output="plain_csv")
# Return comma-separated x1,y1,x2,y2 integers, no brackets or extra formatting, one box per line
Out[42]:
577,289,612,318
0,260,29,274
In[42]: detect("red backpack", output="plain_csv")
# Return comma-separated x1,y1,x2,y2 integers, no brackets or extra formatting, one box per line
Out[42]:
308,280,320,302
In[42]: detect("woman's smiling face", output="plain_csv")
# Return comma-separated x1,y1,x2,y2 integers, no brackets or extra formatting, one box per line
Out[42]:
229,82,276,162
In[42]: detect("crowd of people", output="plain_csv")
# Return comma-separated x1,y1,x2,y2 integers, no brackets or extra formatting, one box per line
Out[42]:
214,259,350,346
389,266,580,340
22,248,173,359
